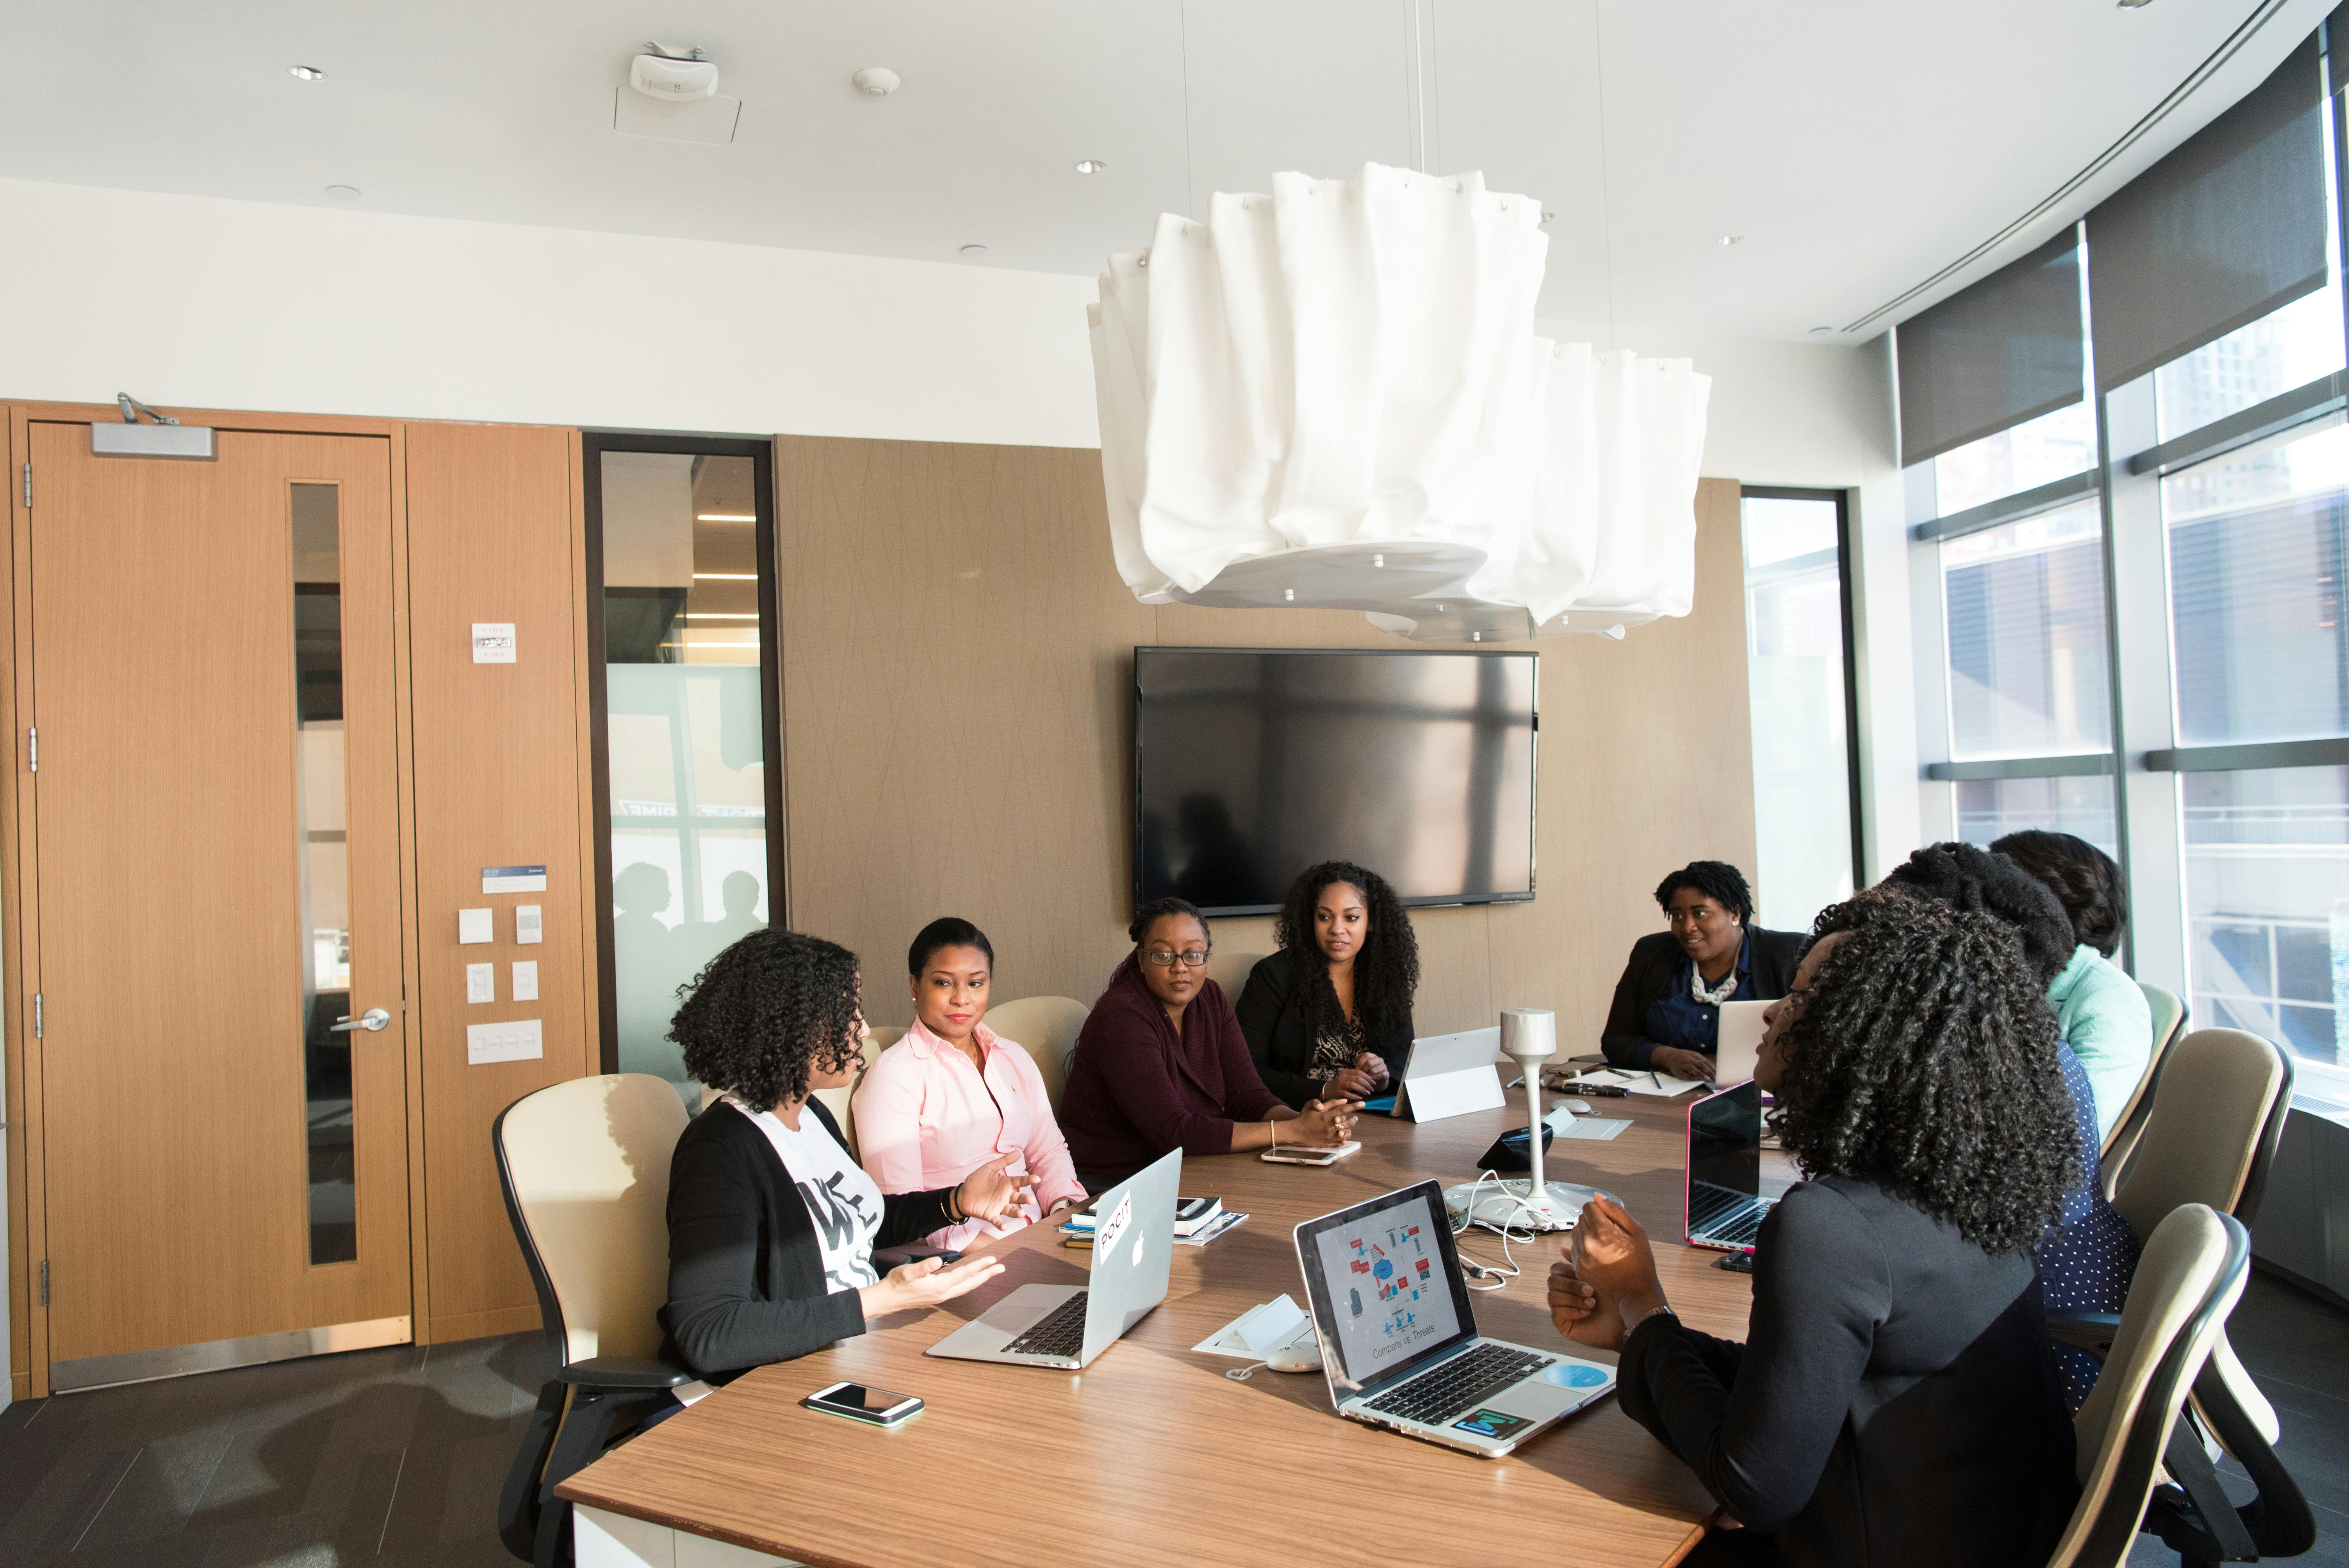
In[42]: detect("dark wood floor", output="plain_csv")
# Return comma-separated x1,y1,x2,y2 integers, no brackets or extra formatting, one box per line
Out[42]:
0,1270,2339,1567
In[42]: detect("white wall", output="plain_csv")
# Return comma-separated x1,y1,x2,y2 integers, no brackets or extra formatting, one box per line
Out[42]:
0,178,1101,447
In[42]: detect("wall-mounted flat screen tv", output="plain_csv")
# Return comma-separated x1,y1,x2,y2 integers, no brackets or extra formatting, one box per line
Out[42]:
1133,647,1538,916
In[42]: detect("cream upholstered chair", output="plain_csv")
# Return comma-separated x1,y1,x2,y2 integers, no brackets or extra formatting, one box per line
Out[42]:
984,996,1091,1109
2044,1204,2249,1567
1201,948,1269,1002
495,1074,696,1567
810,1025,901,1162
2099,982,2189,1170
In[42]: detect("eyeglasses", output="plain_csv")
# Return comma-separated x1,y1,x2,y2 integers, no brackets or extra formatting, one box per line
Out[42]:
1142,948,1211,968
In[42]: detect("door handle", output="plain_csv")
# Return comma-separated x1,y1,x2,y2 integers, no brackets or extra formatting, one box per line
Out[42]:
332,1007,391,1033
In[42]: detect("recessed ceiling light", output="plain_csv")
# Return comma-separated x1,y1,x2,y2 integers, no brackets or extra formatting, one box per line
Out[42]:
695,512,757,522
325,185,361,201
1720,234,1745,246
959,243,989,258
1075,159,1108,175
290,64,326,81
852,67,900,96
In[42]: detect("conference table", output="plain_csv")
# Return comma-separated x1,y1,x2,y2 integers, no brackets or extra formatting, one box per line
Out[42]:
562,1083,1776,1568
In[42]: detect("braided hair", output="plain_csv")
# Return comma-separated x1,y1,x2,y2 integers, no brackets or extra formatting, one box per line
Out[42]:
1882,841,2074,985
1273,861,1420,1044
668,928,865,1111
1782,897,2078,1254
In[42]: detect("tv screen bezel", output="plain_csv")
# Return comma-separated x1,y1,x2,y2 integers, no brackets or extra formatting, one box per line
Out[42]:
1130,645,1540,919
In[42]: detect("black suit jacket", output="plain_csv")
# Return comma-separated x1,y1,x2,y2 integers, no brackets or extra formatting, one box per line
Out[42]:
1233,948,1413,1109
658,1098,957,1383
1599,927,1805,1067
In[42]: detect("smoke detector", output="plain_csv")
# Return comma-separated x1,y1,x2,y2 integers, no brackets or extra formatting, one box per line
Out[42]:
631,46,718,100
616,43,740,144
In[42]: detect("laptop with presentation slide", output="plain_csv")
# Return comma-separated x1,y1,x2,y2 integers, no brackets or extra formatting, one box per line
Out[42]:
1292,1181,1616,1458
926,1149,1178,1370
1685,1081,1774,1251
1387,1025,1505,1122
1714,1000,1770,1087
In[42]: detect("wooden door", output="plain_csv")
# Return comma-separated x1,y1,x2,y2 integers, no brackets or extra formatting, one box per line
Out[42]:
29,423,410,1375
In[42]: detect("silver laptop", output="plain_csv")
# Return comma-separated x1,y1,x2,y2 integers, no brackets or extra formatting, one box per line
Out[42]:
1686,1082,1773,1251
1715,999,1770,1087
926,1149,1178,1369
1293,1180,1616,1458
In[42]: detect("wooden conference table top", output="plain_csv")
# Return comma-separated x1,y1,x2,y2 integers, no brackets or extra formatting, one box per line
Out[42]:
561,1087,1772,1568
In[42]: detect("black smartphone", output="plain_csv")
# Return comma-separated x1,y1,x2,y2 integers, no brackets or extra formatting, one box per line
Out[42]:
1714,1251,1756,1275
801,1381,924,1426
870,1242,962,1270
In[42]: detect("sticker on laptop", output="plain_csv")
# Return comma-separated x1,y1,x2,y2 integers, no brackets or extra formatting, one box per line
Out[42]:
1541,1361,1613,1390
1094,1191,1134,1262
1452,1408,1533,1440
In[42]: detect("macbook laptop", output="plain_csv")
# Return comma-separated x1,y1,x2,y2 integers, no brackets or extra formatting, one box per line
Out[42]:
926,1149,1179,1370
1714,1000,1770,1087
1292,1180,1616,1458
1685,1081,1773,1251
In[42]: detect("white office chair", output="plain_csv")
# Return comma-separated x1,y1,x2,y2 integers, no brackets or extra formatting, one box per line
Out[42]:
2101,981,2188,1172
1201,948,1269,1000
495,1074,696,1568
984,995,1090,1109
809,1025,900,1160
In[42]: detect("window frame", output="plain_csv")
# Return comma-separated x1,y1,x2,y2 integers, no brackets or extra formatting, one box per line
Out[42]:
580,430,787,1075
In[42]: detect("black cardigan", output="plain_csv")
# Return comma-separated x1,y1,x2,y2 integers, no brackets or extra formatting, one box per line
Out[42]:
658,1098,957,1383
1233,948,1413,1110
1615,1177,2077,1568
1599,927,1805,1067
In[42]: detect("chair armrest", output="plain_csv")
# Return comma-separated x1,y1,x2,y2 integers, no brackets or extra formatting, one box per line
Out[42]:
2046,1311,2123,1358
2196,1330,2281,1449
553,1356,695,1390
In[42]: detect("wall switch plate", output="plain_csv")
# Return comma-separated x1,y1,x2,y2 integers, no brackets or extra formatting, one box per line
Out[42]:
468,1019,543,1065
512,960,538,1002
458,907,493,944
466,962,495,1004
515,904,543,945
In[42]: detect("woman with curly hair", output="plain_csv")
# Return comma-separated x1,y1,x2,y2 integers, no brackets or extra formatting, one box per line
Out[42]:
658,928,1035,1383
1060,897,1359,1187
1600,861,1807,1078
1235,861,1419,1108
1549,902,2080,1568
1993,829,2151,1140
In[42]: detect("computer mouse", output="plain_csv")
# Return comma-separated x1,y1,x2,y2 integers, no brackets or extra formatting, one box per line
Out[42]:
1265,1342,1322,1374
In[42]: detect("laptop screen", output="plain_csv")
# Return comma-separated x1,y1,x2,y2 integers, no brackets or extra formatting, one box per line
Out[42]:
1686,1081,1762,1226
1294,1182,1477,1396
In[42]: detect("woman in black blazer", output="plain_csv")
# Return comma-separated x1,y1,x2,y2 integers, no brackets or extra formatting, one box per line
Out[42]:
1600,861,1804,1078
1236,862,1419,1109
658,928,1033,1383
1551,899,2083,1568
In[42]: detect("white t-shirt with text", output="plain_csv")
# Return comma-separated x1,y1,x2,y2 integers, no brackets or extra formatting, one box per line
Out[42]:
729,1096,883,1294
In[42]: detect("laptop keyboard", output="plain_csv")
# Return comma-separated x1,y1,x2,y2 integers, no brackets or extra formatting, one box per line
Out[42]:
1362,1342,1552,1427
1690,1190,1771,1247
1003,1291,1090,1359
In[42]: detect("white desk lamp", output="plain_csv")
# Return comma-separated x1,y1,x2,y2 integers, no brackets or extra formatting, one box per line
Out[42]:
1447,1008,1600,1234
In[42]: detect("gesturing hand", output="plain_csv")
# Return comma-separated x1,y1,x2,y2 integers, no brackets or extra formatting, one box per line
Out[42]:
861,1253,1006,1320
1570,1195,1670,1331
1547,1259,1625,1352
956,1153,1038,1226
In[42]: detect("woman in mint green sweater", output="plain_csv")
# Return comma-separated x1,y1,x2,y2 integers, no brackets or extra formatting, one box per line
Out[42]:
1993,831,2150,1142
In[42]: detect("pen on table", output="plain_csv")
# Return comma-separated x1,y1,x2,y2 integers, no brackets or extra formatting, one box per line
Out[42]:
1648,1070,1663,1091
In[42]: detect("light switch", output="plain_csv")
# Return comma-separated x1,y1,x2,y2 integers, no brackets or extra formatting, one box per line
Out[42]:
515,904,543,945
512,960,539,1002
467,1019,544,1065
458,907,493,944
466,962,495,1004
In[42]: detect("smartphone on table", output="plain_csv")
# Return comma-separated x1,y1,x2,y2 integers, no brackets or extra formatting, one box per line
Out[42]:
801,1381,924,1427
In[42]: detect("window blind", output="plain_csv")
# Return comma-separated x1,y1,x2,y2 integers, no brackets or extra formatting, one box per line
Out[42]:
1895,229,2085,467
2086,37,2327,393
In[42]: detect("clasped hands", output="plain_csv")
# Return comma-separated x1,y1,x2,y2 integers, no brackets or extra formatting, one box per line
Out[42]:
1320,1050,1391,1103
1548,1194,1672,1352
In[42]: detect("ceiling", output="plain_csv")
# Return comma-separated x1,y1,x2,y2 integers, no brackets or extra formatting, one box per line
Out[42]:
0,0,2327,344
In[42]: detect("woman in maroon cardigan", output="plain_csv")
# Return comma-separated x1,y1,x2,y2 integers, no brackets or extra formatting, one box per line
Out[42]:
1061,898,1360,1188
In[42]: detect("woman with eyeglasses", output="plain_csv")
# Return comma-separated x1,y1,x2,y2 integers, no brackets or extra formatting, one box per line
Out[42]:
1060,896,1360,1190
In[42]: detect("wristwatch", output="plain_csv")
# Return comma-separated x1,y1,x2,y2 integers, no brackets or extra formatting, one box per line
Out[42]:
1631,1301,1679,1333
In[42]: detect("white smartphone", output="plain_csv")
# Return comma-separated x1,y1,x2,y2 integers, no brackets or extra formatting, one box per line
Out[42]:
1260,1140,1361,1166
801,1381,924,1426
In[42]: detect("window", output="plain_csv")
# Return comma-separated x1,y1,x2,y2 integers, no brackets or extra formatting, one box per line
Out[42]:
587,437,784,1105
1741,490,1861,929
1941,500,2112,761
1933,398,2098,517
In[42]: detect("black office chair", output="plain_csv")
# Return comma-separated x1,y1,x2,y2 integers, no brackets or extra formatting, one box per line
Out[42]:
494,1074,698,1568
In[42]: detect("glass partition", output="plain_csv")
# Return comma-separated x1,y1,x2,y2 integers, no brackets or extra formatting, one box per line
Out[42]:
595,447,780,1107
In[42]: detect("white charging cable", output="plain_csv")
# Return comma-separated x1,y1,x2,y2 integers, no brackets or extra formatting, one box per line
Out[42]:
1449,1168,1542,1290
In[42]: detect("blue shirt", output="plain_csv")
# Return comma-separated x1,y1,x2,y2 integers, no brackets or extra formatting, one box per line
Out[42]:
1636,934,1756,1067
2042,1040,2140,1413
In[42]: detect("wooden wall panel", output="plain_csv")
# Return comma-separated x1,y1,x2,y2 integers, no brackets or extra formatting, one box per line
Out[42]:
778,435,1756,1057
405,421,592,1343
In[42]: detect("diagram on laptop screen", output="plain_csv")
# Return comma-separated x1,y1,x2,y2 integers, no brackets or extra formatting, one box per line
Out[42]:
1314,1196,1461,1379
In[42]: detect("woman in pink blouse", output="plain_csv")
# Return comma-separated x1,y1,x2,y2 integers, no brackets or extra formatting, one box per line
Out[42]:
853,918,1088,1247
